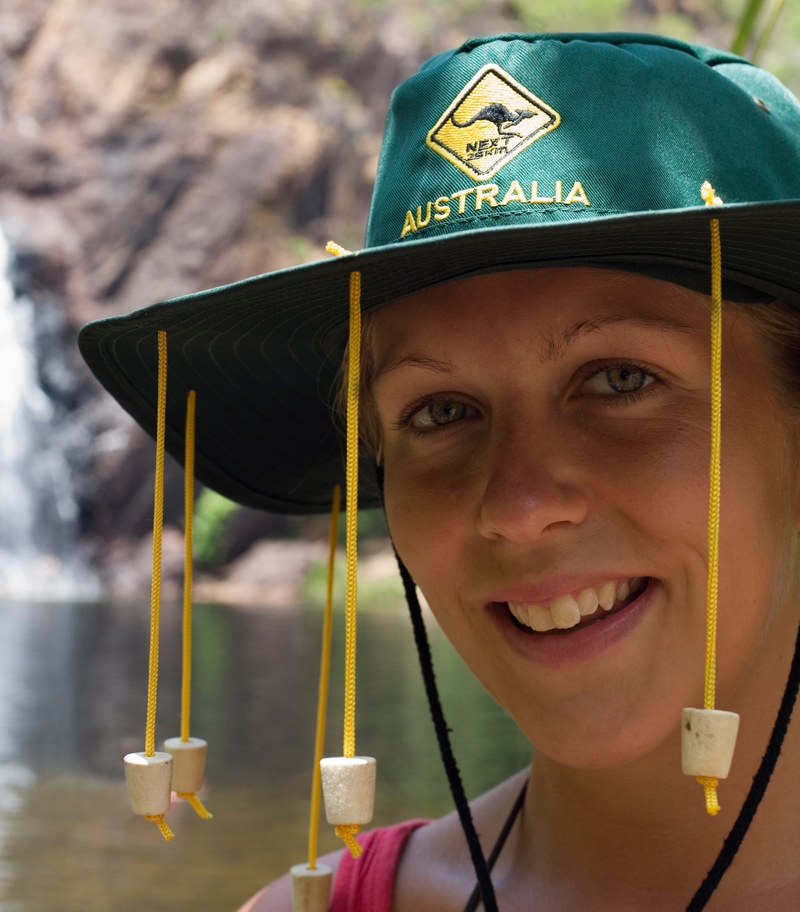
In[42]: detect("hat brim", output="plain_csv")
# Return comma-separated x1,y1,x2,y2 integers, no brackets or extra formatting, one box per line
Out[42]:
79,200,800,514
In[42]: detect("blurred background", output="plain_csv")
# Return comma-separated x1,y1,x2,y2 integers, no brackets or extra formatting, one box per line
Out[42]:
0,0,795,909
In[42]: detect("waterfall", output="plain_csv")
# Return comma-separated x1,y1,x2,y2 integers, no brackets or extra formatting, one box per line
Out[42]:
0,227,97,600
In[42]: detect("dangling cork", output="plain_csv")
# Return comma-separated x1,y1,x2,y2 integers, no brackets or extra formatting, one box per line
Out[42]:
318,265,376,859
681,184,740,817
164,390,212,820
164,737,211,818
290,863,333,912
290,485,341,911
124,751,173,817
124,330,174,842
682,709,740,778
320,757,376,825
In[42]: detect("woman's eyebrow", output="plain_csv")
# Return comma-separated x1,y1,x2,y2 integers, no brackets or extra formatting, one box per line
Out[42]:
374,314,696,378
375,352,454,379
540,313,697,361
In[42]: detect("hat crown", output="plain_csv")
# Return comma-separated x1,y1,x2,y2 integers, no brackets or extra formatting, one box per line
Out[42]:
365,33,800,249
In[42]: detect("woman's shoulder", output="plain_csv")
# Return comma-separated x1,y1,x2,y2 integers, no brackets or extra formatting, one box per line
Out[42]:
237,768,528,912
393,768,529,912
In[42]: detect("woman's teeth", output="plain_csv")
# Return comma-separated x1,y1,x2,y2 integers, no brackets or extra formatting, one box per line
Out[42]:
598,580,617,610
508,577,645,633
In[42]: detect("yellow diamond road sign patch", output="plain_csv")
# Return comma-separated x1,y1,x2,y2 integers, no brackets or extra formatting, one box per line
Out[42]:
426,64,561,181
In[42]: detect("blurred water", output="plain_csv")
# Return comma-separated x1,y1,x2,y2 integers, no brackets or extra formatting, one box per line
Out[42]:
0,599,531,912
0,229,97,600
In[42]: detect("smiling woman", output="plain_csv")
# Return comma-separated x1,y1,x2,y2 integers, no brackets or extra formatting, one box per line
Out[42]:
79,31,800,912
374,269,798,751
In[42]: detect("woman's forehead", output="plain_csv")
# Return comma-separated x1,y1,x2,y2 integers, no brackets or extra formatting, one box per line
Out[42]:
370,267,705,363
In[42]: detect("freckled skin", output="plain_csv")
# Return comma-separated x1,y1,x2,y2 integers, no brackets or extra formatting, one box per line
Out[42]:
248,268,800,912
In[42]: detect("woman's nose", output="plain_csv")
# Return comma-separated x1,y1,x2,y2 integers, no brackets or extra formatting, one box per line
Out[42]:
476,428,590,544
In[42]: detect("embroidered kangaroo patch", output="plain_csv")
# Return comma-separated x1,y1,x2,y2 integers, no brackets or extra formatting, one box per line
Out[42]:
426,64,561,181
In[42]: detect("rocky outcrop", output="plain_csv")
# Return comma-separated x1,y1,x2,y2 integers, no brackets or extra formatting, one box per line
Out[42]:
0,0,526,325
0,0,524,579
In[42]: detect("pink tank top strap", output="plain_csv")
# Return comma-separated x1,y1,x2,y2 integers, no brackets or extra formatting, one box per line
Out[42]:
329,819,430,912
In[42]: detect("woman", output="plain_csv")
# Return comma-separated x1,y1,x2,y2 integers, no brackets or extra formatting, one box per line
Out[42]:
80,33,800,911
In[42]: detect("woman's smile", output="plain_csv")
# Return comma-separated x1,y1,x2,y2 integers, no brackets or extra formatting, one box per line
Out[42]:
487,576,657,668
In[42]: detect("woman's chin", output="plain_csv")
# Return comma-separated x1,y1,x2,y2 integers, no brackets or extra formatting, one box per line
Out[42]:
537,737,671,771
520,702,685,770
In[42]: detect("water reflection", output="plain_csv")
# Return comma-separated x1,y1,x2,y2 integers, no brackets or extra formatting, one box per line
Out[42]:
1,600,531,911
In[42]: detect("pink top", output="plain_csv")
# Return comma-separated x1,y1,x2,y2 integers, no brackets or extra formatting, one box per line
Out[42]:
330,820,430,912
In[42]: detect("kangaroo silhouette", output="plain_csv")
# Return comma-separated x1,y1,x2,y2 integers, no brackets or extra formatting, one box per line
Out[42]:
451,103,536,138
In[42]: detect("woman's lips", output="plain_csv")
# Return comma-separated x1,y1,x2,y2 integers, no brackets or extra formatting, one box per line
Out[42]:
487,578,657,667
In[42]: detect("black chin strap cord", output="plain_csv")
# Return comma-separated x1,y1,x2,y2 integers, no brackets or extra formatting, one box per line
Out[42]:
464,780,528,912
686,619,800,911
394,548,499,912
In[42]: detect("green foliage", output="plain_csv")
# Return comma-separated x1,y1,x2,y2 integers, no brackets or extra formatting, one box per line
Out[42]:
647,12,697,41
751,0,788,63
731,0,770,54
354,507,390,540
730,0,790,66
193,488,241,568
302,551,406,610
512,0,628,32
286,235,315,262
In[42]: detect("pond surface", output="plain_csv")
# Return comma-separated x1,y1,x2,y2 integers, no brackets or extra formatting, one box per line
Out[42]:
0,599,531,911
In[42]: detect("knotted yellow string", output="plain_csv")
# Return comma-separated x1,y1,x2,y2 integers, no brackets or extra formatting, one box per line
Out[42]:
177,792,213,819
142,332,172,842
335,824,363,858
145,814,175,841
327,240,364,858
697,776,721,816
175,390,213,820
145,331,167,759
308,485,341,869
343,271,361,762
699,181,723,816
181,390,196,744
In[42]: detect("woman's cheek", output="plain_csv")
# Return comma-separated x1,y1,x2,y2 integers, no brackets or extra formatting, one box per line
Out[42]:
383,444,480,604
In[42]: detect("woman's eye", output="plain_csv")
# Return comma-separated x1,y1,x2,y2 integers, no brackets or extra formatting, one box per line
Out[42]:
410,400,474,428
581,365,655,396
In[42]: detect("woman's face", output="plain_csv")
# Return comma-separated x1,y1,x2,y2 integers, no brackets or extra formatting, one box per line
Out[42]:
373,268,800,768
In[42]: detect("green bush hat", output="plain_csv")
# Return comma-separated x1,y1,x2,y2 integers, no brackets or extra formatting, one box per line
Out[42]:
79,32,800,514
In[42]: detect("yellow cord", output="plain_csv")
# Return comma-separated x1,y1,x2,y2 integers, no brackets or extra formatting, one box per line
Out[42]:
181,390,196,743
177,792,213,819
335,824,363,858
343,272,361,761
327,241,367,857
326,241,353,257
174,390,211,820
699,182,723,815
145,814,175,841
697,777,721,816
145,330,168,758
308,485,341,869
